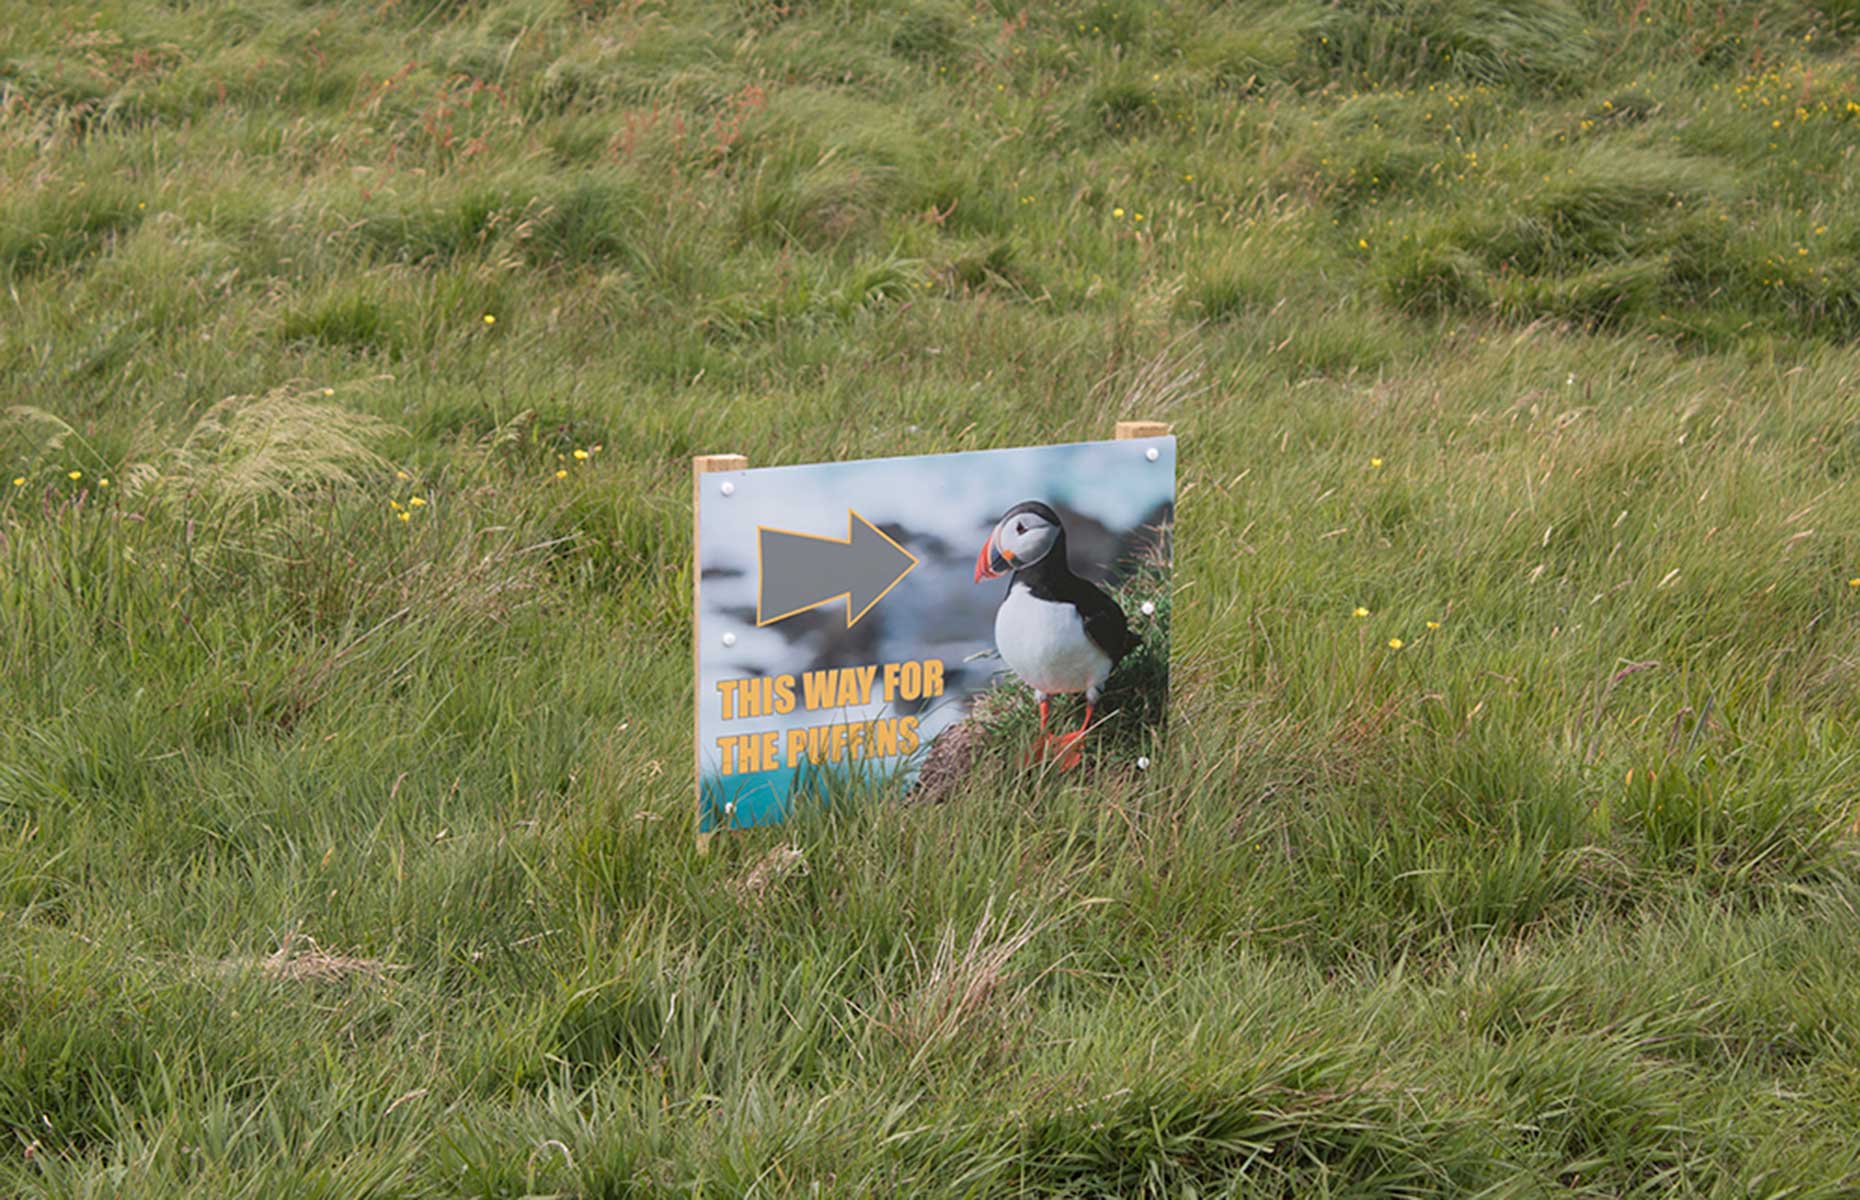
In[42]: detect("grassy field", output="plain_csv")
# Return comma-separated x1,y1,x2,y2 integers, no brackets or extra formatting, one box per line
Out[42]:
5,0,1860,1193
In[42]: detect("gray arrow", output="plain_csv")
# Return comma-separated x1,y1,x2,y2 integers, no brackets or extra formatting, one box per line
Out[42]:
757,510,919,627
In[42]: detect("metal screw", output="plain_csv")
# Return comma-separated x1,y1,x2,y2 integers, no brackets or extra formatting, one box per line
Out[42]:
722,632,737,647
1145,447,1159,462
720,481,736,496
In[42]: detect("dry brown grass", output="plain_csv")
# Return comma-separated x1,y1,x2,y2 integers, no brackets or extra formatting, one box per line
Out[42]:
879,896,1052,1067
123,383,399,511
1099,330,1210,420
731,844,808,906
215,931,402,984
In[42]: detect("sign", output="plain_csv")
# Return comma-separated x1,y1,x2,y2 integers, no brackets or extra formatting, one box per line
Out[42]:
694,426,1174,835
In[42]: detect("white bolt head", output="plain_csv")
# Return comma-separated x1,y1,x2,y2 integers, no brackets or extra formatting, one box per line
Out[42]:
1145,447,1160,462
1136,756,1151,770
720,481,736,496
721,632,737,647
1140,601,1156,616
724,802,736,816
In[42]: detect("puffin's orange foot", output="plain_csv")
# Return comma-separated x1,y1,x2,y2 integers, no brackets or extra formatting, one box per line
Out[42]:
1024,733,1059,766
1051,730,1086,771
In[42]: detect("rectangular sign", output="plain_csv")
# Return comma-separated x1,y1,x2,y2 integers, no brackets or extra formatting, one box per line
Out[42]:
695,433,1175,833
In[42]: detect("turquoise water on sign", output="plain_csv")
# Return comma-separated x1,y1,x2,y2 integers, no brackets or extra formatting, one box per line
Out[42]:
699,766,804,832
698,758,917,832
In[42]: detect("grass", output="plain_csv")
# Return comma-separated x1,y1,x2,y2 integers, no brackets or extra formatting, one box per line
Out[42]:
4,0,1860,1193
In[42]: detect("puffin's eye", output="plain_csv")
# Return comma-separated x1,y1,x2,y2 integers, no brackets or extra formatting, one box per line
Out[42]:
1014,522,1026,535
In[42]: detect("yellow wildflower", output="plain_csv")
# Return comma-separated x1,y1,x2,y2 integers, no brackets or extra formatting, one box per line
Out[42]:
99,478,109,488
1426,620,1441,630
398,511,411,522
1388,638,1404,650
1353,606,1370,618
1370,457,1383,469
409,496,427,508
482,314,496,325
555,468,568,479
1112,207,1125,218
11,477,23,488
67,470,81,481
573,449,589,460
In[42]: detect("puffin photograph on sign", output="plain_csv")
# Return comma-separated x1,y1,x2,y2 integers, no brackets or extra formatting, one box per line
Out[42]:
696,435,1174,833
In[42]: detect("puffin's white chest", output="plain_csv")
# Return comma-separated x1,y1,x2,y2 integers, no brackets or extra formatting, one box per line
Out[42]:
994,583,1112,697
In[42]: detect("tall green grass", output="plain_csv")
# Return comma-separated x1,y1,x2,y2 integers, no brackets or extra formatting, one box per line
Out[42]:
4,0,1860,1194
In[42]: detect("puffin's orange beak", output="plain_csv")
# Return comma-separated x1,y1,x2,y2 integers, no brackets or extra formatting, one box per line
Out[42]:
974,534,1014,582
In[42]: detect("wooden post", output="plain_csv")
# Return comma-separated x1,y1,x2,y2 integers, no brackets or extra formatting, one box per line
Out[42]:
1114,420,1172,440
693,454,747,853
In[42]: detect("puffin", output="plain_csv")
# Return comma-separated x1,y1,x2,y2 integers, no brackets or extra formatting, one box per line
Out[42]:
974,501,1133,766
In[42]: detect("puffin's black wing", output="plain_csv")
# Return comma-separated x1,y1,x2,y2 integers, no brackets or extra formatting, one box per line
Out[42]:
1066,576,1133,665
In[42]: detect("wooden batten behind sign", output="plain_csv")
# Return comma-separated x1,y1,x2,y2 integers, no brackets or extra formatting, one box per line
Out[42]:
693,454,747,854
1114,420,1172,440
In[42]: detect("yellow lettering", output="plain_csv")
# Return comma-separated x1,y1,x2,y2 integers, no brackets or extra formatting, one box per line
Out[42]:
801,669,834,710
881,660,944,702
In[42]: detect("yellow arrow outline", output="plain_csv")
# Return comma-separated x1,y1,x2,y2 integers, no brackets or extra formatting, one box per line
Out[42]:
754,509,920,628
